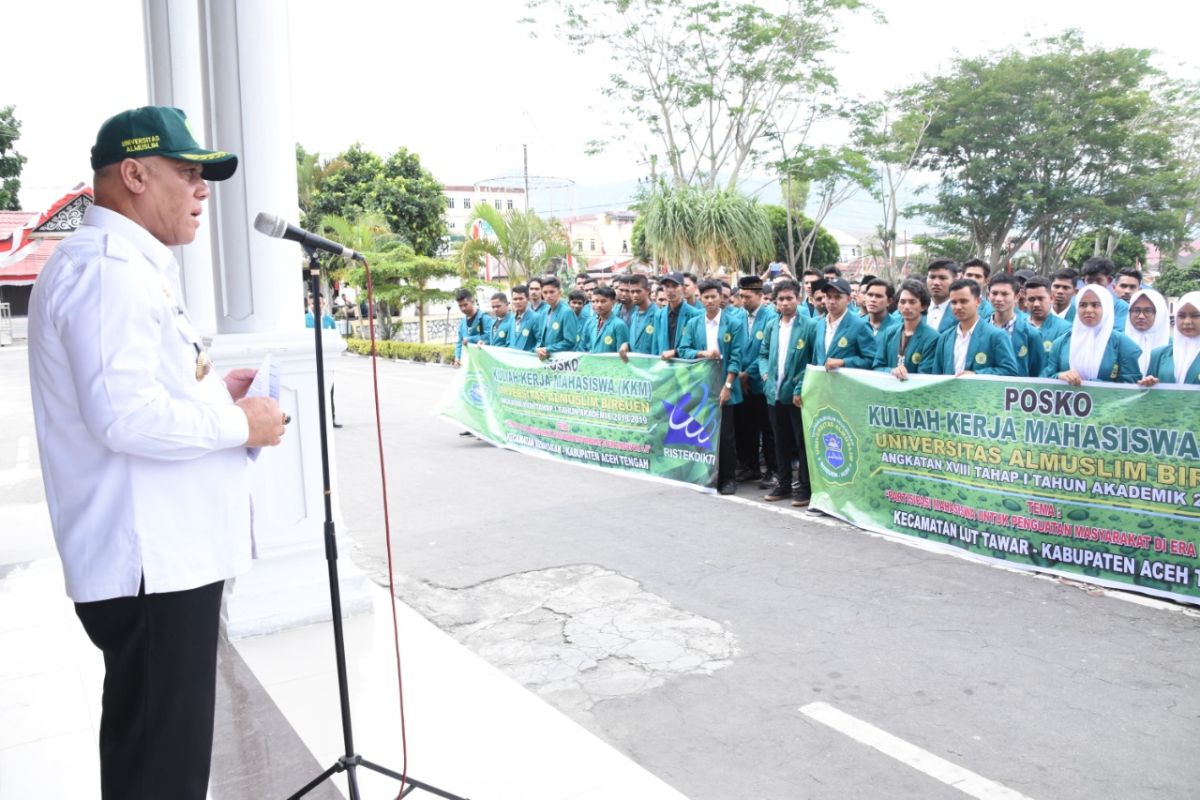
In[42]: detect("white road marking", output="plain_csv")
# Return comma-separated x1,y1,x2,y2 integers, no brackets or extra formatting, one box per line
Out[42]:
800,702,1035,800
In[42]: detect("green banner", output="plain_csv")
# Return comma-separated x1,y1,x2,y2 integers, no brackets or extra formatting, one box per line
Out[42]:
439,345,725,489
802,368,1200,604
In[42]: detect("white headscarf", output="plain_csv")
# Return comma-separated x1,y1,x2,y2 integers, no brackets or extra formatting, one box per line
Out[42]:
1123,288,1170,375
1068,285,1114,381
1171,291,1200,385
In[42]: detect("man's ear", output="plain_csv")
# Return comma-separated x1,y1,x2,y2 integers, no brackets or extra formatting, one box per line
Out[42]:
118,158,151,195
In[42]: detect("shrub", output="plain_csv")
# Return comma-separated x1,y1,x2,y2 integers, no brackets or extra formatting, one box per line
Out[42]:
344,337,455,364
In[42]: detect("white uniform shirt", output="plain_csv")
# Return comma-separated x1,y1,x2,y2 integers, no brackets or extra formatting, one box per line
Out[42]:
776,316,794,386
28,205,252,603
954,319,979,374
824,311,845,353
927,299,950,331
705,311,722,353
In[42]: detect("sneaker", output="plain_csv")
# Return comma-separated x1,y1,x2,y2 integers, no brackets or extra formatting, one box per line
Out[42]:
718,481,738,495
791,496,810,508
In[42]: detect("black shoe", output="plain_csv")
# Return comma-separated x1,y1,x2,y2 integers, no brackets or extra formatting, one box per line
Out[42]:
758,471,776,490
718,481,738,495
735,467,759,482
791,496,811,508
763,485,791,502
333,421,344,428
458,430,474,437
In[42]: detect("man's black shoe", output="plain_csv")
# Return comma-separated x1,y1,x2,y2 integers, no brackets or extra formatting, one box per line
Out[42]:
718,481,738,495
333,421,344,429
763,485,791,502
458,430,474,437
791,496,811,508
758,471,776,490
735,467,759,482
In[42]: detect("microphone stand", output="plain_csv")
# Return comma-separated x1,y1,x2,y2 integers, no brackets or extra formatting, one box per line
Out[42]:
289,247,467,800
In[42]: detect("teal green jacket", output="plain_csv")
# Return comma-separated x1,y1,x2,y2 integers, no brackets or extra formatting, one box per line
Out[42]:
1028,315,1071,362
509,311,541,351
866,313,900,340
627,304,660,355
1146,344,1200,384
925,319,1020,376
654,301,703,354
678,310,747,405
486,311,516,347
989,316,1044,378
537,301,580,353
872,322,939,374
1039,330,1143,383
582,314,630,353
757,314,818,404
813,312,877,368
740,303,778,395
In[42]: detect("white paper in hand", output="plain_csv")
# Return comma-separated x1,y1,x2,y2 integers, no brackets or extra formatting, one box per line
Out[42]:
245,353,280,461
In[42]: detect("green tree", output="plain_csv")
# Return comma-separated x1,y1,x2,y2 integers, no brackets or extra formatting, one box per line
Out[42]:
0,105,27,210
911,32,1188,273
762,204,838,270
460,203,578,287
1065,231,1148,270
911,233,975,268
305,143,448,257
1152,260,1200,299
528,0,871,190
641,183,772,272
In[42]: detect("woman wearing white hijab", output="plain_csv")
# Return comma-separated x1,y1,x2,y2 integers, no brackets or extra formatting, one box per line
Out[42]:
1123,289,1170,375
1040,284,1142,385
1138,291,1200,386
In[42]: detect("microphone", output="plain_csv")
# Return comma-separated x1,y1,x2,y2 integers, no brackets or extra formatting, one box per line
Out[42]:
253,212,365,262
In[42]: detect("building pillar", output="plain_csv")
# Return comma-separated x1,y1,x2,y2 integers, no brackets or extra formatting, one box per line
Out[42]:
142,0,217,335
165,0,372,637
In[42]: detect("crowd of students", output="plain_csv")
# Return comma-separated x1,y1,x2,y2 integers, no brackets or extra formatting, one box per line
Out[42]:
453,257,1200,500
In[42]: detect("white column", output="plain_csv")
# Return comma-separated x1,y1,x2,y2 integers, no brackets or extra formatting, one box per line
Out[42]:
186,0,369,637
142,0,217,336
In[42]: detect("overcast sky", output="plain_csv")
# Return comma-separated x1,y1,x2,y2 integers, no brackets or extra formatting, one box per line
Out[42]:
4,0,1197,213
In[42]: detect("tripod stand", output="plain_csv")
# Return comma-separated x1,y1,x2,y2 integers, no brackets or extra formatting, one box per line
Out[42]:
288,248,468,800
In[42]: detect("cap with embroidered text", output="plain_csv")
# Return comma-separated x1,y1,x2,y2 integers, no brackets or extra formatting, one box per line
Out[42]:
90,106,238,181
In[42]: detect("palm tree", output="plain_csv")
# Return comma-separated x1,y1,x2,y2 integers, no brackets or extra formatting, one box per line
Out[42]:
462,204,582,286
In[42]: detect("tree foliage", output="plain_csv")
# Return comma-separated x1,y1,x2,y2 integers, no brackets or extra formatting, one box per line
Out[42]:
334,214,462,343
1152,261,1200,299
762,204,839,269
910,32,1188,273
641,183,772,271
1065,231,1148,271
302,143,448,257
0,105,27,211
527,0,869,190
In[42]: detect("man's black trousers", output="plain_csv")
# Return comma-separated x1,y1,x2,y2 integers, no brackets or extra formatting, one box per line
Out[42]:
769,401,811,498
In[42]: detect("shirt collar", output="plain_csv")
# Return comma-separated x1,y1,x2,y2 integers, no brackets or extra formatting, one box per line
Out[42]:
957,318,979,339
83,204,175,275
706,310,722,326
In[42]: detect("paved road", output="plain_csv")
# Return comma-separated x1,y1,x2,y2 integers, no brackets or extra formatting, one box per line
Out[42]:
328,353,1200,800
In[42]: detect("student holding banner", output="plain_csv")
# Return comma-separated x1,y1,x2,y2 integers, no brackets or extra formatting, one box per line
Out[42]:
1041,284,1142,384
925,279,1019,377
487,292,516,347
678,280,746,495
622,274,660,356
811,277,877,370
656,272,703,358
453,289,489,367
1123,288,1170,376
582,287,630,353
872,280,939,380
1138,292,1200,386
535,276,580,360
507,285,542,352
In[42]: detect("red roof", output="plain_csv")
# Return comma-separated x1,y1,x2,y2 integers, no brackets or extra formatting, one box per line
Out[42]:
0,185,93,285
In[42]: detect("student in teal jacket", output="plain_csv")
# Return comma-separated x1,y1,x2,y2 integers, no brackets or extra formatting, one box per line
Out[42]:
453,288,488,365
1138,291,1200,386
581,287,630,352
654,272,703,356
735,276,778,484
622,274,660,356
485,292,516,347
861,278,900,340
986,273,1042,377
1020,276,1071,361
872,280,940,378
1040,284,1142,384
507,284,542,352
811,277,877,369
535,276,580,358
678,279,746,495
755,279,817,506
924,279,1019,376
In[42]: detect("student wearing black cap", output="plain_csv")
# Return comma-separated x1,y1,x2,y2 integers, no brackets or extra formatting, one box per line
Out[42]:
811,277,877,369
654,272,702,356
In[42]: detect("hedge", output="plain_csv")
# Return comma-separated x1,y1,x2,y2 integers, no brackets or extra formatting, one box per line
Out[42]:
344,338,455,364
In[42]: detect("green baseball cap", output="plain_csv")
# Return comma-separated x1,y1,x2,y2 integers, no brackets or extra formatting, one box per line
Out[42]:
90,106,238,181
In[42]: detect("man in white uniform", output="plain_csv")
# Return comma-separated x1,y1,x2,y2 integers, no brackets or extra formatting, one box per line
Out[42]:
27,106,285,800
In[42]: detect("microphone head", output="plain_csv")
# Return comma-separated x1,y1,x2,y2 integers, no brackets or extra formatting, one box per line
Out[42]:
253,212,288,239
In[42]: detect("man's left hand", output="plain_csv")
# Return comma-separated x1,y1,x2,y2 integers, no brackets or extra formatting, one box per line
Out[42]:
224,368,257,401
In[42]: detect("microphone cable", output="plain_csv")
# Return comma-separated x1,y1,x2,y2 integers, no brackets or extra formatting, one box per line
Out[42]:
360,257,410,799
